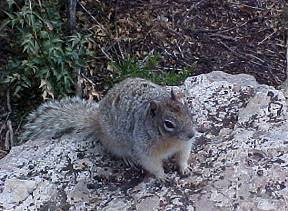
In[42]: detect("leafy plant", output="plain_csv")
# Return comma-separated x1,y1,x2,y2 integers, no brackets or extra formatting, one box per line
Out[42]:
108,53,196,86
1,0,94,99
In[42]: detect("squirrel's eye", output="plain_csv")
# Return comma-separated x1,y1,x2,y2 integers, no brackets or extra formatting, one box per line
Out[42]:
164,120,175,132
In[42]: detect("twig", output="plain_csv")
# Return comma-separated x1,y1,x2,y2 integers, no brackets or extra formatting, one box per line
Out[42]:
2,89,14,149
0,149,8,154
67,0,77,34
142,49,155,63
163,67,184,71
99,46,113,60
67,0,82,97
217,40,246,59
117,42,125,60
111,43,123,64
220,21,250,33
286,32,288,80
15,113,28,134
176,42,184,58
218,39,267,65
246,53,265,64
78,2,110,37
7,120,14,148
80,73,96,87
6,88,12,113
75,68,83,97
114,0,119,32
28,0,32,11
230,2,266,11
209,33,238,42
164,26,185,39
188,19,250,35
250,60,280,71
280,31,288,90
5,130,10,150
0,112,10,118
257,31,277,45
0,123,6,136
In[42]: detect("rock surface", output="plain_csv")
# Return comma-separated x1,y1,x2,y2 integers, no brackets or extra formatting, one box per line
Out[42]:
0,71,287,210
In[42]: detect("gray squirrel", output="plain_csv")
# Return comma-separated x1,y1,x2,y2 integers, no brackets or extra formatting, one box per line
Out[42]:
22,78,195,180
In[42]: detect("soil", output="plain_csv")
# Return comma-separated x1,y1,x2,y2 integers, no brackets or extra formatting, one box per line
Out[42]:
0,0,287,155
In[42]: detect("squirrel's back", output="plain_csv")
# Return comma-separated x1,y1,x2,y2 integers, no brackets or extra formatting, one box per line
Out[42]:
98,78,169,131
99,78,168,110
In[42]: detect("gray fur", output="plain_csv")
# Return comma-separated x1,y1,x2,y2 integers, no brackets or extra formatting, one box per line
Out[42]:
21,97,99,141
22,78,195,180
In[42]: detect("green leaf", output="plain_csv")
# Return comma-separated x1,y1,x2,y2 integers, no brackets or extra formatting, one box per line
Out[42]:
14,85,22,95
7,0,16,9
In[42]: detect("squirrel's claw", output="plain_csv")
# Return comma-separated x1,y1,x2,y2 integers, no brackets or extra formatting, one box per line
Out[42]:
156,174,170,183
179,165,192,176
123,158,136,168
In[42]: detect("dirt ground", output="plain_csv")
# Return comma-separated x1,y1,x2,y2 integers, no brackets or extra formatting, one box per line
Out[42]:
0,0,287,157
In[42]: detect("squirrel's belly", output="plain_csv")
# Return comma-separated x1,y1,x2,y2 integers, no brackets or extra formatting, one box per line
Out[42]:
150,137,183,159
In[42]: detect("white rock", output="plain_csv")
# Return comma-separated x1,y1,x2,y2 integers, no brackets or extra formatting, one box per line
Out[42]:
136,196,160,211
0,178,36,204
257,199,276,211
0,71,287,210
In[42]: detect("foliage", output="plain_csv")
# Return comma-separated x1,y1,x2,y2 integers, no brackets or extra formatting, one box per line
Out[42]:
108,54,197,86
1,0,94,99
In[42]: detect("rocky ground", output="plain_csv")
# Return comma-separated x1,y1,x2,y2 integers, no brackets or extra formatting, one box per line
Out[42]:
0,1,287,209
0,72,287,210
0,0,287,154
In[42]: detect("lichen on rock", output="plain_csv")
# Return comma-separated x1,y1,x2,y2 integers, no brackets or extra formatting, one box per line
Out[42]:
0,71,287,210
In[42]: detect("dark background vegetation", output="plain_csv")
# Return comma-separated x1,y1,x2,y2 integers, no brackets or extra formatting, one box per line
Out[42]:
0,0,287,158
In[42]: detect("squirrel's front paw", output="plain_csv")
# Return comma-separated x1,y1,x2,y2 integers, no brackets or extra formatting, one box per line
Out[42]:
123,158,137,168
156,174,170,183
179,165,192,176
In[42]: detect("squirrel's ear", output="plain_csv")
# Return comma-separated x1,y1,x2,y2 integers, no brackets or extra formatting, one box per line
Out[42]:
171,89,176,101
149,100,159,117
170,89,184,101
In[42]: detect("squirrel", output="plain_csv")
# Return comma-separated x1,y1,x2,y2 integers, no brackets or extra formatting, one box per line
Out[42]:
21,78,195,181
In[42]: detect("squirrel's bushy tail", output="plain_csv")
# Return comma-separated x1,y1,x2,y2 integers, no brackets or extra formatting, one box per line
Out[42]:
21,97,99,141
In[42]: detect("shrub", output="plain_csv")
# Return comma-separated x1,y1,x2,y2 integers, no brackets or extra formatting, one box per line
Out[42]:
1,0,94,99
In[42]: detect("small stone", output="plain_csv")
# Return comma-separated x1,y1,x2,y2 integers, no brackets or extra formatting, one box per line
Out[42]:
187,205,195,211
136,196,160,211
0,178,37,204
103,198,131,211
67,180,90,203
257,169,264,176
257,199,276,211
